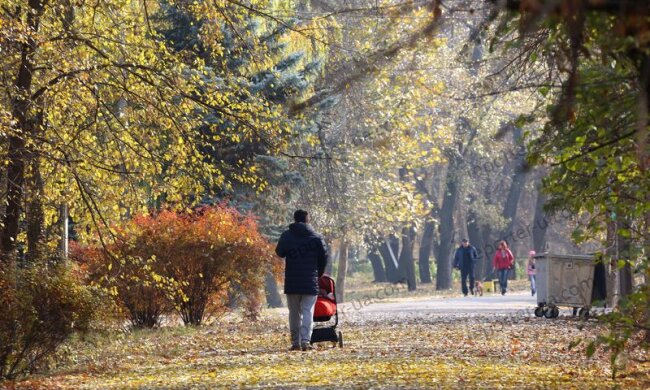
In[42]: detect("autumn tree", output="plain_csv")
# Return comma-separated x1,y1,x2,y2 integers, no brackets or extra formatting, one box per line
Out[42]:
157,0,326,307
282,0,452,300
489,0,650,369
0,0,324,374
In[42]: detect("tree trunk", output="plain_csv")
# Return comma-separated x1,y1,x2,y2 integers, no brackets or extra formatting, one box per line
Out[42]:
619,259,633,297
379,235,401,283
1,0,45,263
498,127,529,279
433,117,480,289
264,272,284,308
637,53,650,343
347,245,359,276
467,210,486,281
414,169,440,284
336,240,349,303
60,204,69,258
367,246,387,282
399,225,417,291
325,240,335,275
618,220,633,297
532,189,548,253
482,224,495,279
418,219,435,283
2,106,28,263
26,158,45,263
435,167,459,290
605,219,619,308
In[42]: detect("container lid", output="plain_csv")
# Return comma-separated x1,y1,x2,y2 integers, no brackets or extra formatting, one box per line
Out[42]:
533,253,594,260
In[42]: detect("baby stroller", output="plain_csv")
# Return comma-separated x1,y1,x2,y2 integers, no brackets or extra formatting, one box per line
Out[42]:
310,274,343,348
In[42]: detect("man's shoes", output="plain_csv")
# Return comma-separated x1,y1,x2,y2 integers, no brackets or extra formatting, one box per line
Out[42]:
290,345,301,351
470,288,475,296
301,343,313,351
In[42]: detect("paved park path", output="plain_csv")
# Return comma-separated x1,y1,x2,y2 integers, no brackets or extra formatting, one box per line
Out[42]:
334,291,540,321
358,292,537,314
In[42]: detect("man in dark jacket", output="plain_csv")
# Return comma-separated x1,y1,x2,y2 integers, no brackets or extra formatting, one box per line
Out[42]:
453,238,479,296
275,209,328,351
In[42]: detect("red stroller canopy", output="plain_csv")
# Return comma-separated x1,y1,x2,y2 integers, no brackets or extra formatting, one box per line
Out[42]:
314,274,336,318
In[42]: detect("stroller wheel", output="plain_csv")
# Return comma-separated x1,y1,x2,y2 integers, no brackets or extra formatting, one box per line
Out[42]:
338,331,343,348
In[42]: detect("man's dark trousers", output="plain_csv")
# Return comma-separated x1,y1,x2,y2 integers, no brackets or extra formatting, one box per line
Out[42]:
461,265,475,296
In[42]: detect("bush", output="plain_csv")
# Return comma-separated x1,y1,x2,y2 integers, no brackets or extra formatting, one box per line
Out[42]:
71,242,178,328
72,205,281,326
587,280,650,379
155,206,279,324
0,259,97,380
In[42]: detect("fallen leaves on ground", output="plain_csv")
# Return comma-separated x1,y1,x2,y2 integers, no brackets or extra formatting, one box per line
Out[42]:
6,308,650,389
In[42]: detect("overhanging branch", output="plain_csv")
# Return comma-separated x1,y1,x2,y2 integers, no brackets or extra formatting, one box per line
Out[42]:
488,0,650,14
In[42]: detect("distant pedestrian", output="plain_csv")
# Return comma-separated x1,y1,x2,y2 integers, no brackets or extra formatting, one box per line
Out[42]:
453,238,478,296
275,210,329,351
492,240,514,295
527,250,536,296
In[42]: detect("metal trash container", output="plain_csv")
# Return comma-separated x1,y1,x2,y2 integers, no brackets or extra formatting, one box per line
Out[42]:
533,253,595,319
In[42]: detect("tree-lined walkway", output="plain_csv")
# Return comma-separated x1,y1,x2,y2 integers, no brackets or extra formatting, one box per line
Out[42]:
11,295,650,389
1,0,648,386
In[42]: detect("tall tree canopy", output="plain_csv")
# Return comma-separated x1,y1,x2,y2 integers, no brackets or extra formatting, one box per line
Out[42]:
0,0,322,261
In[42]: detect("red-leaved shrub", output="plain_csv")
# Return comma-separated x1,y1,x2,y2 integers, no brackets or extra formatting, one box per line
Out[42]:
0,259,98,379
72,205,280,326
71,241,177,328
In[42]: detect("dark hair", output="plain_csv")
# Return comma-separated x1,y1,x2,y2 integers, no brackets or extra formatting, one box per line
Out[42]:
461,238,468,243
293,209,308,223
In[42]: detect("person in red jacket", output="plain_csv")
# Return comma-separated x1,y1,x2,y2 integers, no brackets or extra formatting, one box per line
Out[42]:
492,240,514,295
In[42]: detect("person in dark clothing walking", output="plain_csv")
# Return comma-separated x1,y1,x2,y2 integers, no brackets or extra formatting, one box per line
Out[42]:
275,210,329,351
453,238,479,296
